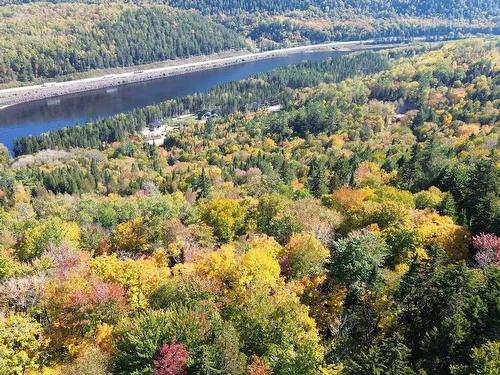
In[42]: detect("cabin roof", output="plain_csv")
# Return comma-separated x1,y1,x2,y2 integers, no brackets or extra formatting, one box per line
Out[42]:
148,120,162,127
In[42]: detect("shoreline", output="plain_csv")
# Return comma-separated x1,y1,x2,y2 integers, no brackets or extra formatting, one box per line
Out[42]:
0,40,390,109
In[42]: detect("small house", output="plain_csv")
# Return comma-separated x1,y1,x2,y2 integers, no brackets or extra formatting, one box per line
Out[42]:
198,111,220,121
148,120,162,131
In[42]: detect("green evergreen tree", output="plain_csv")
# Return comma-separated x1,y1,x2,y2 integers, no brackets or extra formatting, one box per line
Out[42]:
308,158,328,198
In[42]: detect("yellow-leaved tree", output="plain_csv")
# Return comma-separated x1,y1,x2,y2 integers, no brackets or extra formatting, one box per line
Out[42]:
16,217,80,261
283,233,329,279
415,211,470,261
0,314,45,374
200,198,249,243
195,236,281,292
110,217,149,254
91,249,170,309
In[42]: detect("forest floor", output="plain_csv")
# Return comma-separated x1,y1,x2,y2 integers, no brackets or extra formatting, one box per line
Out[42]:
0,39,404,109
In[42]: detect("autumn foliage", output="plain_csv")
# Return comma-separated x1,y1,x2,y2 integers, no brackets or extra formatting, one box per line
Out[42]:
0,39,498,375
153,340,188,375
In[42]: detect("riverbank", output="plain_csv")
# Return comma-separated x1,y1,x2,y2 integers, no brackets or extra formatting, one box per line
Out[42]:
0,39,395,109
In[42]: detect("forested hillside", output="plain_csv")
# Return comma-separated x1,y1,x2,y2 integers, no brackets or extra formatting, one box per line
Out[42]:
199,0,498,48
164,0,499,19
0,3,246,83
0,39,498,374
160,0,499,48
2,0,499,18
0,0,498,85
2,1,498,43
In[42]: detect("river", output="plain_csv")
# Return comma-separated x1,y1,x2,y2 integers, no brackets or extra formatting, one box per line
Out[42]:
0,50,344,152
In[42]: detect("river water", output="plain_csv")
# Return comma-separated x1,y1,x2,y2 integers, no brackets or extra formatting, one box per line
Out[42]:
0,50,343,151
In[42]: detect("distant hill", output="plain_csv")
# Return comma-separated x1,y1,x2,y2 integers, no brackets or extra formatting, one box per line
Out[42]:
0,0,497,84
2,0,497,19
0,3,246,83
164,0,499,19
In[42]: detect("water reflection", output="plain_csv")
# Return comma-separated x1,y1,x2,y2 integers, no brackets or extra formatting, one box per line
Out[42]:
0,51,343,151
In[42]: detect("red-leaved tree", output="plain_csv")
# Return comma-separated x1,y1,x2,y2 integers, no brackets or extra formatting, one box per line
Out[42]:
154,340,188,375
473,233,500,266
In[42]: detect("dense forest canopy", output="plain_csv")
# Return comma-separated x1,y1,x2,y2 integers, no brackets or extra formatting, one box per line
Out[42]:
0,0,498,84
0,3,246,83
199,0,499,49
0,39,498,374
2,0,499,18
164,0,500,19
